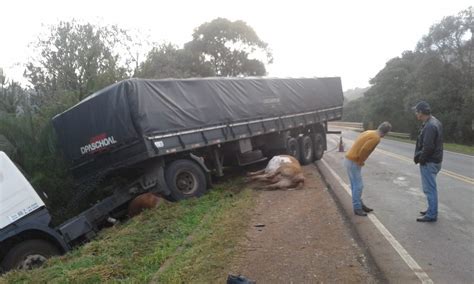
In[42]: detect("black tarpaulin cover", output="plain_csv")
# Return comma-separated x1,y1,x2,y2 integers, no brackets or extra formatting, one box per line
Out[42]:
53,77,343,161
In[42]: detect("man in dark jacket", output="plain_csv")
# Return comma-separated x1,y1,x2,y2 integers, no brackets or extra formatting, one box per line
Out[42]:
413,101,443,222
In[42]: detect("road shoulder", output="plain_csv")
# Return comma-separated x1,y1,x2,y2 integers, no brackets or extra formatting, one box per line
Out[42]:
316,157,422,283
230,165,380,283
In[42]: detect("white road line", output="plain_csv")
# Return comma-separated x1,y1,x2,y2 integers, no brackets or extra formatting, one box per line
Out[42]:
321,158,434,284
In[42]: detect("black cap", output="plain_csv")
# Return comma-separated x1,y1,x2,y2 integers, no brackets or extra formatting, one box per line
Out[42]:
413,101,431,114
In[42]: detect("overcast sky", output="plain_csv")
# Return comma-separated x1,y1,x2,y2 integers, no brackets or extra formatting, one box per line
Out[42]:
0,0,471,91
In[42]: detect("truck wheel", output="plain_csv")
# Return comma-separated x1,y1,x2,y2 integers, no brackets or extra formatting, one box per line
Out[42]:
299,135,314,165
165,159,207,201
286,137,300,160
312,133,325,160
1,239,60,271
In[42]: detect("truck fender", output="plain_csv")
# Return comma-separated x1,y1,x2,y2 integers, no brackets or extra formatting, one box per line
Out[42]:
0,223,69,253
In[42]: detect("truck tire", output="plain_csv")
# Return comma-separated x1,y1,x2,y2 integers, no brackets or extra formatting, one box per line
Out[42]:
312,133,325,160
299,135,314,165
286,137,300,160
1,239,60,271
165,159,207,201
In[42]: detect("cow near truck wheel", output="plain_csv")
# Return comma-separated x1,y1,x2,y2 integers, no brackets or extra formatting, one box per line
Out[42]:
0,77,343,272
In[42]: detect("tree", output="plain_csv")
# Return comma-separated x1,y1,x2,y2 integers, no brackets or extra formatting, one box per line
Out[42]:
0,70,27,115
184,18,273,77
137,18,272,79
414,7,473,143
342,98,367,122
1,21,141,222
362,51,420,133
137,43,214,78
24,20,135,105
417,7,473,89
349,7,473,144
343,87,370,102
0,70,75,221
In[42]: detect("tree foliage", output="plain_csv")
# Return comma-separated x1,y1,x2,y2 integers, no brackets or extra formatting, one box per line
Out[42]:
1,21,139,221
0,71,78,221
343,7,473,144
138,18,272,79
184,18,272,77
136,43,214,78
343,87,370,102
0,70,27,115
25,20,134,105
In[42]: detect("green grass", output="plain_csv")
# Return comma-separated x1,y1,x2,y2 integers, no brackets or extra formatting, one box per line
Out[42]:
339,127,473,155
0,180,257,284
383,135,474,155
442,143,474,155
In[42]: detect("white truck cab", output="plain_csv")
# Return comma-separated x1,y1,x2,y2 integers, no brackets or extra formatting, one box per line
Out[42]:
0,151,45,230
0,151,68,272
0,150,137,273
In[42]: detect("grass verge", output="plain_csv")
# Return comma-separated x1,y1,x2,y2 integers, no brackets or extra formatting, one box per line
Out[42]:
383,136,474,155
0,179,257,284
341,127,473,156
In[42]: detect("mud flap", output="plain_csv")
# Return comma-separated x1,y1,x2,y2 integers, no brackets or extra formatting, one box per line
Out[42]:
189,153,213,188
140,159,171,196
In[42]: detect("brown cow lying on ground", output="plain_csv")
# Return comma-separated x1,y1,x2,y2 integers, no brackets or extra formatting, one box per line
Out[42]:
128,192,162,217
246,155,305,190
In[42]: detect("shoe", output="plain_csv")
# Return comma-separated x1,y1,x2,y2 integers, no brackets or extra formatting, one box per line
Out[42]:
354,209,367,216
362,204,373,212
416,216,437,222
419,210,427,215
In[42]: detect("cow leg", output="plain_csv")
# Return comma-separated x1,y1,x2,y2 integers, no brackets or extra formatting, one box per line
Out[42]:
267,174,283,184
261,179,292,191
249,173,268,181
251,168,281,181
264,169,281,180
247,169,266,177
286,181,305,191
246,172,273,183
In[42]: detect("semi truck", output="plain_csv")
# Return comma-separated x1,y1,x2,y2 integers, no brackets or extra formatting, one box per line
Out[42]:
0,77,343,272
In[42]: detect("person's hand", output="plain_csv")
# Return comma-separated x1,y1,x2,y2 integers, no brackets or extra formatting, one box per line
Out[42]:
414,154,420,164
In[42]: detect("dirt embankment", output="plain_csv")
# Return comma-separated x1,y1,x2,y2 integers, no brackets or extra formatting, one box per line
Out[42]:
230,165,380,283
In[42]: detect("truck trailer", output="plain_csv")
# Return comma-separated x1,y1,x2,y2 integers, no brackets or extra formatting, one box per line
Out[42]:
0,77,343,271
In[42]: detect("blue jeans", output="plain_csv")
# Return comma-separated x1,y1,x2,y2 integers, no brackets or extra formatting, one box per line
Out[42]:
344,158,363,210
420,162,441,219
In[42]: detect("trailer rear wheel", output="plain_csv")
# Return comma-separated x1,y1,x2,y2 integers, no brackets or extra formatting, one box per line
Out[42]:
299,135,314,165
165,159,207,201
312,133,325,160
286,137,300,160
1,239,60,271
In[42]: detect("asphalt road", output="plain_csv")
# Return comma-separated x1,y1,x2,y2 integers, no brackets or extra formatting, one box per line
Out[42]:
322,128,474,283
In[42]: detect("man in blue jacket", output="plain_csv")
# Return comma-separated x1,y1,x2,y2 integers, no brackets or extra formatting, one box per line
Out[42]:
413,101,443,222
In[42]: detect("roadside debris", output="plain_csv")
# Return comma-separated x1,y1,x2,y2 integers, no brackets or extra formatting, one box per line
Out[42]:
227,274,256,284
